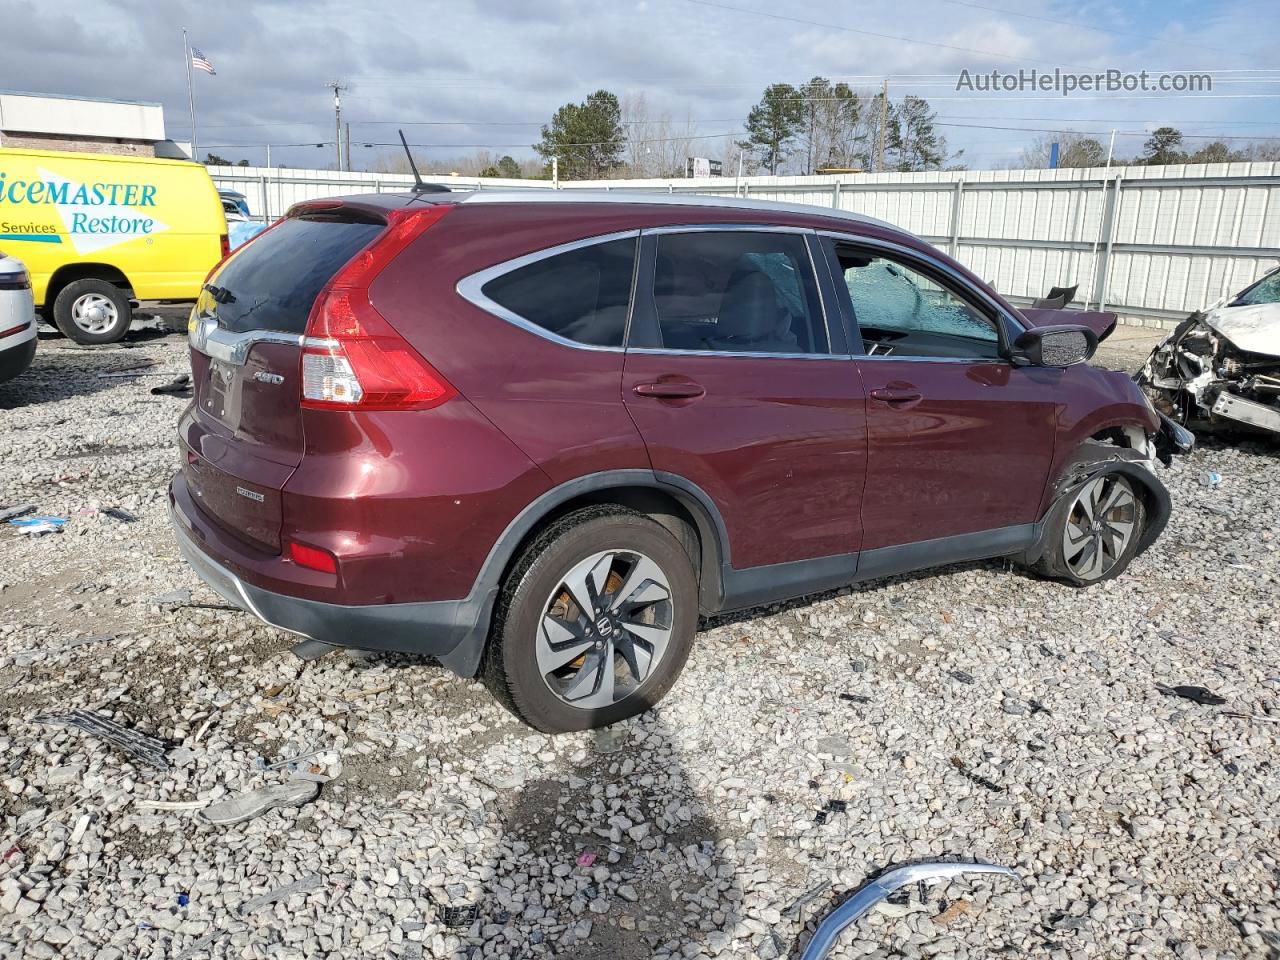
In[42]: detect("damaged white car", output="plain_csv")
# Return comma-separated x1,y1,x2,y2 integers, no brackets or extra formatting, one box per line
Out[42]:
1138,266,1280,436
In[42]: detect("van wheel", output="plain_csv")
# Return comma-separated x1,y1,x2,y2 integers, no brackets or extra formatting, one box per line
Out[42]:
53,279,133,344
484,507,698,733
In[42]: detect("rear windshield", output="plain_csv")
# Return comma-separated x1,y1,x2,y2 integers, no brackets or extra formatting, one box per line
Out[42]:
202,215,383,334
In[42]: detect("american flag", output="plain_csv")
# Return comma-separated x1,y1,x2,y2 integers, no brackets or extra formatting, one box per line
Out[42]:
190,47,216,75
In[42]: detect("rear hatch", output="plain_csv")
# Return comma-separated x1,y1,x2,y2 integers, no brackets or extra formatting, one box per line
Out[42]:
183,211,386,553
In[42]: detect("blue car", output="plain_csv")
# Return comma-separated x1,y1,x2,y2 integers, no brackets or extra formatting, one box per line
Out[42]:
219,190,268,249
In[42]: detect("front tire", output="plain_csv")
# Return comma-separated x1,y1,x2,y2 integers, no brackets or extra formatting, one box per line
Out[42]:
484,507,699,732
53,279,133,345
1035,472,1146,586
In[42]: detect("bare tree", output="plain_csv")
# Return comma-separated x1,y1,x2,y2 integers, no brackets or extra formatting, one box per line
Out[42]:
621,93,698,178
1012,133,1108,169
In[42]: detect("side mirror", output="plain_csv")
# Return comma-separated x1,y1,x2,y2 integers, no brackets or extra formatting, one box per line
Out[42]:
1009,324,1097,367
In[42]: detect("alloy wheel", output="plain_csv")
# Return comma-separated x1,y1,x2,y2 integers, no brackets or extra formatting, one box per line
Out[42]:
70,293,119,335
1063,473,1138,580
535,550,673,710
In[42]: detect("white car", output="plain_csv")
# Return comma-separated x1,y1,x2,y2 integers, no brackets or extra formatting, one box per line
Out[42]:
0,252,36,384
1139,265,1280,436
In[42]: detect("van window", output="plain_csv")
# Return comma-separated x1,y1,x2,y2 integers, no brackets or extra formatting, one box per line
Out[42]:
202,216,383,334
480,237,636,347
650,232,828,354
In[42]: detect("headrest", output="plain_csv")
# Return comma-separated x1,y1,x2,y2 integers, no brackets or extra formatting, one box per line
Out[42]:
717,266,786,342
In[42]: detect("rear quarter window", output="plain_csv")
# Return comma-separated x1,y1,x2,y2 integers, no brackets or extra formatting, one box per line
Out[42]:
478,236,637,347
202,216,383,334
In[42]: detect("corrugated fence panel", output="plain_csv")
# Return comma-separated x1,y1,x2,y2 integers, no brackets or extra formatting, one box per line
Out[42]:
206,162,1280,324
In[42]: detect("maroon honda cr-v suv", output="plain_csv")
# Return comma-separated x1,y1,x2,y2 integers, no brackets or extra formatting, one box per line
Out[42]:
170,190,1190,731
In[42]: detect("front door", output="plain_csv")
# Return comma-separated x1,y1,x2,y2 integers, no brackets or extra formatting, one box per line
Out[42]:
823,238,1058,554
621,228,868,596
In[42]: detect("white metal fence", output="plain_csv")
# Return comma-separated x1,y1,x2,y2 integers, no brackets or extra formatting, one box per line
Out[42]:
209,161,1280,328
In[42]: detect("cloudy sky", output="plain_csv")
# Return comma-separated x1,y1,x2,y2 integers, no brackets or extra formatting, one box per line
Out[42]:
3,0,1277,171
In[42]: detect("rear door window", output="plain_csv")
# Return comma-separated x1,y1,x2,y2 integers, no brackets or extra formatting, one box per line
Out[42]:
479,237,637,347
201,215,383,334
647,231,829,354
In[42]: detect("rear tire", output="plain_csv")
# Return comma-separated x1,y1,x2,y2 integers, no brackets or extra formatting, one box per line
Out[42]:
53,279,133,344
1034,471,1146,586
484,506,699,732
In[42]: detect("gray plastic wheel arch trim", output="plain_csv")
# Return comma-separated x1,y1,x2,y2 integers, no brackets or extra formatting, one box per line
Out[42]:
797,862,1020,960
1022,449,1172,568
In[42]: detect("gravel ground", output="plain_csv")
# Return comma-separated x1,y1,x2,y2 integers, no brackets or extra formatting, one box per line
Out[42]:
1,324,1277,960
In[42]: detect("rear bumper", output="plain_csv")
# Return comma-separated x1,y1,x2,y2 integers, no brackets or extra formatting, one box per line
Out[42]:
0,334,36,383
168,473,493,674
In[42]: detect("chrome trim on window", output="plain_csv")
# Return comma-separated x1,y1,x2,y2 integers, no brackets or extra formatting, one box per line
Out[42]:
855,354,1007,365
627,348,852,360
454,230,641,353
189,314,305,366
642,223,814,236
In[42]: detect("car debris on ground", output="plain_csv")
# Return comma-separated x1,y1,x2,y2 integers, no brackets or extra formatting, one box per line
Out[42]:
796,862,1020,960
7,514,66,534
32,709,171,769
198,780,321,826
0,503,36,522
1156,683,1228,706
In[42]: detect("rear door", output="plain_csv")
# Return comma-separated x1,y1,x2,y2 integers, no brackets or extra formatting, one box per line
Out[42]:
622,226,867,582
182,212,384,553
821,235,1057,554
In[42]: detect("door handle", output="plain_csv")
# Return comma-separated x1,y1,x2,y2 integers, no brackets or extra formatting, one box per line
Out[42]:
633,381,706,400
870,386,922,404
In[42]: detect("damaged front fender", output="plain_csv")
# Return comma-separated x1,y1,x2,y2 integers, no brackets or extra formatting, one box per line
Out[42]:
1023,438,1174,568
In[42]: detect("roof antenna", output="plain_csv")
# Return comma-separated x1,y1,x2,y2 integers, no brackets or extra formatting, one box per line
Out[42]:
396,130,449,194
399,129,428,192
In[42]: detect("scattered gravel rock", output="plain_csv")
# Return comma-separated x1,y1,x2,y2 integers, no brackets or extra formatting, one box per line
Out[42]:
0,330,1277,957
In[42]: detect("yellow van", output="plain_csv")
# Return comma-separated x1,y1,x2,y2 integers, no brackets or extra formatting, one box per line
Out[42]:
0,148,227,343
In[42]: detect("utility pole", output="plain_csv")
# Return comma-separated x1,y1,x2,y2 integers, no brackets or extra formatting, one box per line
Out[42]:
876,79,889,173
326,81,347,171
552,156,559,189
344,122,352,171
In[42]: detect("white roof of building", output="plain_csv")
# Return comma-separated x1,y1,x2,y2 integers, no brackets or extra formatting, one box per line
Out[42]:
0,90,165,142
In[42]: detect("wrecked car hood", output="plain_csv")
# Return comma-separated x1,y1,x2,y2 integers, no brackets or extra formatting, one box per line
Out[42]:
1018,307,1117,343
1201,301,1280,358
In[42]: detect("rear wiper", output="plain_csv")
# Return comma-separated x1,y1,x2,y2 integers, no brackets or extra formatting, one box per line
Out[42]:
205,283,236,305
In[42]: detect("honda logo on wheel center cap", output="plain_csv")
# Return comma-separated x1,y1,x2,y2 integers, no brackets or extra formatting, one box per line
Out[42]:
595,614,614,638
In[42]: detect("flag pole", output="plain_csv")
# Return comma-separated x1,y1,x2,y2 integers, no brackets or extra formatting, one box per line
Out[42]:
183,28,197,161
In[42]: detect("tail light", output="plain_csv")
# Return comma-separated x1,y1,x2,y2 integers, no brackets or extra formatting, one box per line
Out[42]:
0,265,30,290
219,233,230,260
300,207,455,411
